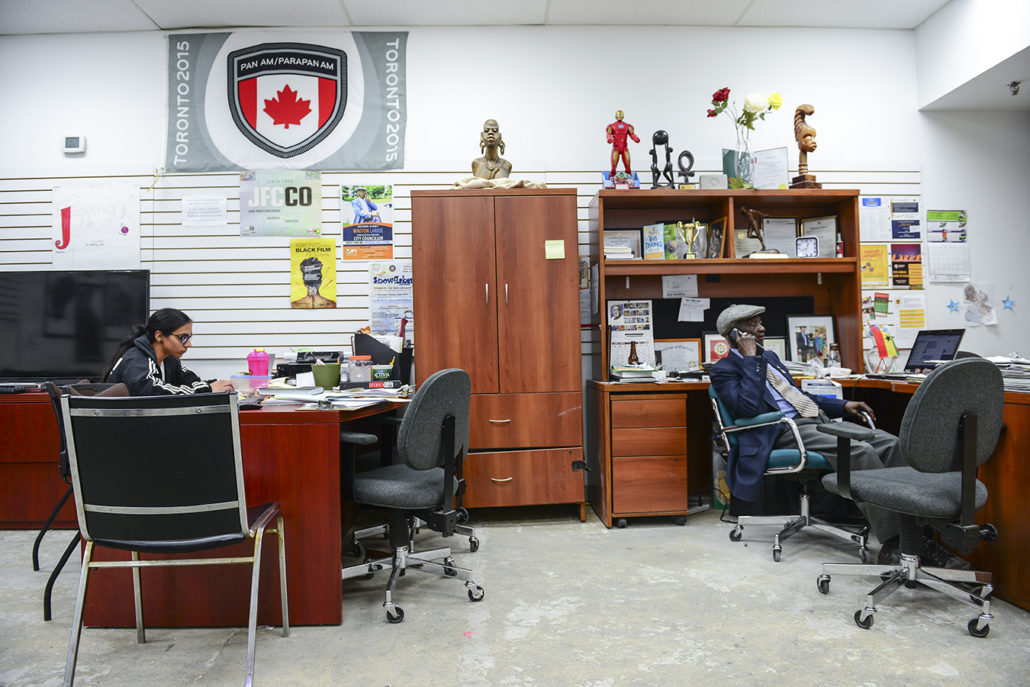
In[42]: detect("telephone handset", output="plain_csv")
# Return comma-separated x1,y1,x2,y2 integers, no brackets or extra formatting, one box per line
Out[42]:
730,327,763,351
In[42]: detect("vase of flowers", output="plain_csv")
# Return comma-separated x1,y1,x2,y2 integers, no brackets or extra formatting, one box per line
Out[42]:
707,87,782,188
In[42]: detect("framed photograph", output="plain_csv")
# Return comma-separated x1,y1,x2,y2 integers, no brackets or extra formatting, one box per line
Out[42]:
761,217,799,256
603,229,641,259
763,336,787,360
800,215,838,258
795,235,819,258
707,216,726,259
654,338,702,372
703,332,732,364
786,315,836,363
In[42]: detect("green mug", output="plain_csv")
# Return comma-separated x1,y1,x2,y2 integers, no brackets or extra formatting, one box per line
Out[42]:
311,363,341,390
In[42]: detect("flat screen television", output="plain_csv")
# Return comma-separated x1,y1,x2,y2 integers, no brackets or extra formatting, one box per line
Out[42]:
0,269,150,381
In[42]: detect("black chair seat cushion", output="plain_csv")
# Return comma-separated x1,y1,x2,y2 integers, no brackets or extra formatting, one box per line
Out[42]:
353,464,447,509
822,466,987,519
92,504,275,554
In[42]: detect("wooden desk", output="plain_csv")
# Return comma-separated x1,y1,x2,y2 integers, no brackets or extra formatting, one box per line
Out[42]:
586,378,1030,611
0,394,403,627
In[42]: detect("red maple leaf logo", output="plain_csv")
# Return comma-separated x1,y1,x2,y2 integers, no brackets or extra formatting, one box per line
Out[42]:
263,85,311,129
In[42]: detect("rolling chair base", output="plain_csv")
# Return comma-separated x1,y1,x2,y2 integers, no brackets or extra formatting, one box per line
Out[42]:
817,553,993,637
729,491,869,562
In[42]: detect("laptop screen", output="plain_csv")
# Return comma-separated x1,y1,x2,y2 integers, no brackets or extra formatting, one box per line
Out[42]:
905,329,965,372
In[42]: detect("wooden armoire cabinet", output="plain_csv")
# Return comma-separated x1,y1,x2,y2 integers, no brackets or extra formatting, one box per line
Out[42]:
411,188,585,518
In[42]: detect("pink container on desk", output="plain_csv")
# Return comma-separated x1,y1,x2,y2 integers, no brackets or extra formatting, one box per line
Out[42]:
246,349,272,377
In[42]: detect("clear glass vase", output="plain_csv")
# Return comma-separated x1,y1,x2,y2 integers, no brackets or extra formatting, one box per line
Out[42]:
734,130,754,188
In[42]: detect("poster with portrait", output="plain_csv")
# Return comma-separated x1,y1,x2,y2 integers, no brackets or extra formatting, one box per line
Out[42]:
289,238,336,308
342,184,394,260
369,260,413,345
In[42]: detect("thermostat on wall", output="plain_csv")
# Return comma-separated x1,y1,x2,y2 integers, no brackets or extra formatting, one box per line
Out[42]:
62,135,86,154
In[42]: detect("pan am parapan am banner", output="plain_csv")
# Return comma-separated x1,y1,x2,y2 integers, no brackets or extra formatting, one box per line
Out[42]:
167,31,406,172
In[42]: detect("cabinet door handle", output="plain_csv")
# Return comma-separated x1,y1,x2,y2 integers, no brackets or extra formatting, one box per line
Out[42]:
488,418,511,423
490,477,513,482
505,282,509,304
485,283,489,304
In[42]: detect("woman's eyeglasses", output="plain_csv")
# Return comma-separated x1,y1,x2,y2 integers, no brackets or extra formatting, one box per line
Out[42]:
173,333,192,345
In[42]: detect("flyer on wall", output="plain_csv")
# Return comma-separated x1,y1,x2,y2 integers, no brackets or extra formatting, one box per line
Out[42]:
368,261,413,345
240,170,322,236
342,184,393,260
607,299,655,368
289,237,336,309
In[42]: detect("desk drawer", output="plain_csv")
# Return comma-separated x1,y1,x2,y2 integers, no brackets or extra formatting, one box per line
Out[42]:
612,455,687,513
469,392,582,449
463,447,584,507
611,427,686,457
611,397,685,429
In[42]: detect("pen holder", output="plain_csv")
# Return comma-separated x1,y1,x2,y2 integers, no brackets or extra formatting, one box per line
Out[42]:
311,363,341,390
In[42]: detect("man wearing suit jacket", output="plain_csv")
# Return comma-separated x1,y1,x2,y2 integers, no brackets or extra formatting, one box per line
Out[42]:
710,304,906,560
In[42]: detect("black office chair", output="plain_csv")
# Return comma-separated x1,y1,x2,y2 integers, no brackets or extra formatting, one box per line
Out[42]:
60,392,289,685
815,357,1003,636
341,368,485,623
709,386,869,562
34,381,127,622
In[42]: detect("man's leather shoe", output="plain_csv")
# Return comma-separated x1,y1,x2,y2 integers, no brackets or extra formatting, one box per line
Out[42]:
876,537,901,566
922,538,972,569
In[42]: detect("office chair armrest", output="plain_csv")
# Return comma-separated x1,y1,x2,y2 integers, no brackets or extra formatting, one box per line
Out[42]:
732,411,785,428
340,431,378,446
816,423,875,442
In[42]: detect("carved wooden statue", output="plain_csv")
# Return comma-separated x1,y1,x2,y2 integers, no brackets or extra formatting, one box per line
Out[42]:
471,119,512,179
790,104,822,189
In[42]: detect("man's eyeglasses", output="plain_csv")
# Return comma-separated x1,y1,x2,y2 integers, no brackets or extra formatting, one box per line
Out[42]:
173,333,192,345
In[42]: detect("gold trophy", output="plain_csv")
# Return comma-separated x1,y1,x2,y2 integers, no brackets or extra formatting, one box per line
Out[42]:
677,221,699,259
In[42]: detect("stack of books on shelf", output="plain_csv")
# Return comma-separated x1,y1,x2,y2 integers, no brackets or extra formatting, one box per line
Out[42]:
604,245,635,260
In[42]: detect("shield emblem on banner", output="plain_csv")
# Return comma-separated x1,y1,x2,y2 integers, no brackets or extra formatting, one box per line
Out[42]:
227,42,347,158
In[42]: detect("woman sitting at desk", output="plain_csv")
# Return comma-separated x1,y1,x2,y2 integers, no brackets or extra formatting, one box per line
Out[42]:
104,308,233,395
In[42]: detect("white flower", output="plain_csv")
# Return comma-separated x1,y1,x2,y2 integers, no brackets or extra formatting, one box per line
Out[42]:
743,92,769,113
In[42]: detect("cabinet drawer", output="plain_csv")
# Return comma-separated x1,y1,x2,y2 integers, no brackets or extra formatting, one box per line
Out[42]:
611,397,685,429
463,447,584,508
469,392,582,450
612,455,687,514
611,427,686,457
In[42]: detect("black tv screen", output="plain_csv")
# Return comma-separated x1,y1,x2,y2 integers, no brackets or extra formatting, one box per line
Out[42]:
0,269,150,381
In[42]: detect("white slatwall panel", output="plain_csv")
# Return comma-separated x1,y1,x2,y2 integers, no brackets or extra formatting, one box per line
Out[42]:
0,168,919,376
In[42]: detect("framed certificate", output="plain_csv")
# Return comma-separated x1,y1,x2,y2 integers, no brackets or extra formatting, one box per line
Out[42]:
654,338,702,372
800,215,838,258
761,217,799,256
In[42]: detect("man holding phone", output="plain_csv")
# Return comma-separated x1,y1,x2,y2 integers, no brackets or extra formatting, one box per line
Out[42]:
710,304,908,563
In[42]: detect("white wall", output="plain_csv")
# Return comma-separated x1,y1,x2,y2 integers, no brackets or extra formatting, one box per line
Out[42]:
2,24,1026,377
915,0,1030,108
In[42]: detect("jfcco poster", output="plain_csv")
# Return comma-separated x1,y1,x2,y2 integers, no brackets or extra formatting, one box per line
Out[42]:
240,170,322,236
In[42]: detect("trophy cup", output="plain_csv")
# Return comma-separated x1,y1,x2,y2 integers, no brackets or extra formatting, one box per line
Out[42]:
680,221,698,259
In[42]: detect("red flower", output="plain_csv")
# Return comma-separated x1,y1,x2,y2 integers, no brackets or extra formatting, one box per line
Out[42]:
707,109,718,118
712,87,730,103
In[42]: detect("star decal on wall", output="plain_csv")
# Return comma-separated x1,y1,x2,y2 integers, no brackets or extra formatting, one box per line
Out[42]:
947,300,960,312
1002,296,1015,310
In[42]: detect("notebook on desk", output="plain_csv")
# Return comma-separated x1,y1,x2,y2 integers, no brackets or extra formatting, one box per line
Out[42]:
867,329,965,379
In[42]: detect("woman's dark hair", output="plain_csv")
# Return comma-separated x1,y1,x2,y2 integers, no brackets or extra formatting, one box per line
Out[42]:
102,308,192,381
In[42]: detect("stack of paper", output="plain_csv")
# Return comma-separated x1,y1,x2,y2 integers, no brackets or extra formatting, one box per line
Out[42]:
604,245,634,259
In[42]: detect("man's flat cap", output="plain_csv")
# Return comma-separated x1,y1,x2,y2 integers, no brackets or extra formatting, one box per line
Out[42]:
716,304,766,338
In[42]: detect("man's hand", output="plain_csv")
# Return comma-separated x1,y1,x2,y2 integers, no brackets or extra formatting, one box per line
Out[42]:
736,330,759,357
844,400,876,424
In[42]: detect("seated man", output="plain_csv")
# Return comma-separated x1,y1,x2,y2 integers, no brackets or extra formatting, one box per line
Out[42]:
710,304,913,563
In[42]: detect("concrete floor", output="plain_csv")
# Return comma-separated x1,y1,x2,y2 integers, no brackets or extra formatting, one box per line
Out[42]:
3,506,1029,686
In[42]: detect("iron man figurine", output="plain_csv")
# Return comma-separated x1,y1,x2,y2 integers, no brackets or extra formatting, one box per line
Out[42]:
606,110,640,177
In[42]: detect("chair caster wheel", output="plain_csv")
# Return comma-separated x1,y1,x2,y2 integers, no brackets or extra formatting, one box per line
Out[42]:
672,515,687,526
467,584,485,602
729,527,742,542
443,556,457,577
817,575,830,595
456,507,469,524
854,609,874,629
349,541,365,559
859,547,871,563
385,605,404,623
967,617,990,638
615,518,628,528
469,536,480,553
772,547,782,562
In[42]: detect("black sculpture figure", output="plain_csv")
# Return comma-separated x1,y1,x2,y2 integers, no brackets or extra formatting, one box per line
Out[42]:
677,150,695,187
649,130,675,189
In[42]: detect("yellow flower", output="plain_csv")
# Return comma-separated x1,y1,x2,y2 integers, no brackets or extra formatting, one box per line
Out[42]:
767,91,783,110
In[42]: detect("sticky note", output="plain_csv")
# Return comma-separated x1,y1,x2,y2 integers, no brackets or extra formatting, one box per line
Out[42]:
545,239,565,259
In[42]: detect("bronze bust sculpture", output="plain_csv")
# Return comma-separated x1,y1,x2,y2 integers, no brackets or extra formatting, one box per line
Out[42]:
471,119,512,180
790,104,821,189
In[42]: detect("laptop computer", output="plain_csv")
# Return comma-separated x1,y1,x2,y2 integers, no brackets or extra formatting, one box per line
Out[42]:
869,329,965,379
